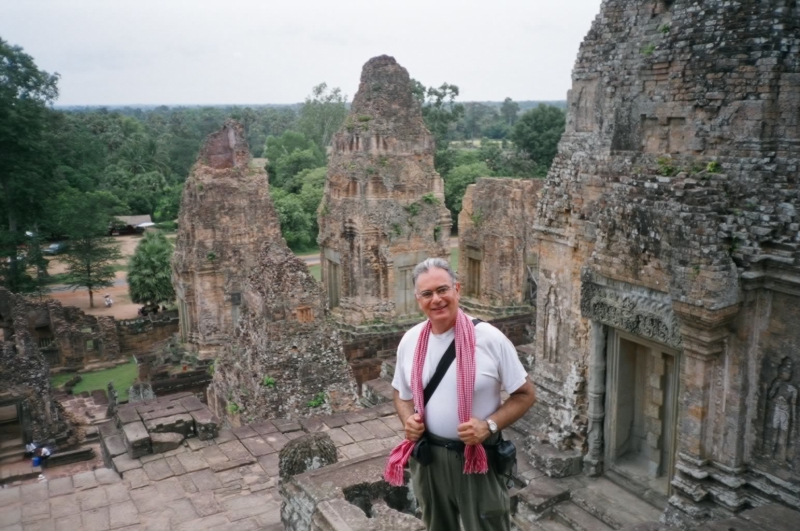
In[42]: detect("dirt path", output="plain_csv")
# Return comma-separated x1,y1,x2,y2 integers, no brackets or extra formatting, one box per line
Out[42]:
44,234,144,320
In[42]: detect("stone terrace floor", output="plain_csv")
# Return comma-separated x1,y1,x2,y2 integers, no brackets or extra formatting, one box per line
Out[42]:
0,402,411,531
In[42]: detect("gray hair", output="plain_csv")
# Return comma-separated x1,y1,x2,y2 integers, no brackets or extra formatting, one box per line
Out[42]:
412,257,456,287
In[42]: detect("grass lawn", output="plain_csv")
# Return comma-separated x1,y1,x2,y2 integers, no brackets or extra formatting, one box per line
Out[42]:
450,247,459,274
308,263,321,281
51,359,138,401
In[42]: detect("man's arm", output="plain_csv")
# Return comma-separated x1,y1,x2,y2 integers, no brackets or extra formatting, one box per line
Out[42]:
457,379,536,445
394,389,425,442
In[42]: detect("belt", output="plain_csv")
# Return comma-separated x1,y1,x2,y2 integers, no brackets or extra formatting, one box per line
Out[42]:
426,432,501,453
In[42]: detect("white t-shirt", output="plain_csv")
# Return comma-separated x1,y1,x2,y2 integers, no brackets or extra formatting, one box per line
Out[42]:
391,319,528,439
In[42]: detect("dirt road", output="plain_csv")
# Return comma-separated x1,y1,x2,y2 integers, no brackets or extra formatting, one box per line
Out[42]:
45,234,144,319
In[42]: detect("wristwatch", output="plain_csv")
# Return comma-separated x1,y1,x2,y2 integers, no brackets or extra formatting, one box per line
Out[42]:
487,418,498,434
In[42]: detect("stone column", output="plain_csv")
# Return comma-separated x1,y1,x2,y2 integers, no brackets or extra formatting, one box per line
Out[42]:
667,302,740,524
584,321,607,476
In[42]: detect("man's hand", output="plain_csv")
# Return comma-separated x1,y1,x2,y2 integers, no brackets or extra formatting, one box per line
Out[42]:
404,413,425,442
457,417,490,445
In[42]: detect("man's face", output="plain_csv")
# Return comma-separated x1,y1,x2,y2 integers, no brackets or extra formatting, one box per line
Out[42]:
415,267,460,333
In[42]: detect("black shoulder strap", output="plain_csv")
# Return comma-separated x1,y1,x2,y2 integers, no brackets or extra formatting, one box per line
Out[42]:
423,318,483,406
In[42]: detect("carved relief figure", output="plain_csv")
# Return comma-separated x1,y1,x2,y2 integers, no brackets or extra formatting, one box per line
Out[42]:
544,287,559,363
764,357,797,462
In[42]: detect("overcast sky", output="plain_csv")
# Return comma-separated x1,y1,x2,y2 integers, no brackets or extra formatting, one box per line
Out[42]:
1,0,602,106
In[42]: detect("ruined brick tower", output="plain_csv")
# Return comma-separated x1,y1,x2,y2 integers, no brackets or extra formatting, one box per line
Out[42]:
172,120,282,360
526,0,800,526
208,241,359,423
318,55,451,326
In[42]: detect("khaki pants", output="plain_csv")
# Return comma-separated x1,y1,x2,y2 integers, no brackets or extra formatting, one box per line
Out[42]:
409,434,510,531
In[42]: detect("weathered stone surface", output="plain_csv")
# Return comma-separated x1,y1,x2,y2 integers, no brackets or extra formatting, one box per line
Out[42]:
526,441,582,478
512,476,569,518
151,432,185,454
143,413,194,437
280,451,415,531
123,421,151,459
208,242,359,422
172,120,360,424
279,432,338,481
172,120,280,361
458,178,541,317
312,499,425,531
318,55,451,326
190,408,219,441
0,288,79,443
517,0,800,523
116,405,141,426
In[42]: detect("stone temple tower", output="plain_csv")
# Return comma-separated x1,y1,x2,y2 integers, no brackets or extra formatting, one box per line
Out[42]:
523,0,800,526
172,120,281,360
318,55,452,326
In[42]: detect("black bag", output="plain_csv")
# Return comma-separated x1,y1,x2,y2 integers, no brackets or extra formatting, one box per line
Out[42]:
494,436,517,487
411,435,432,465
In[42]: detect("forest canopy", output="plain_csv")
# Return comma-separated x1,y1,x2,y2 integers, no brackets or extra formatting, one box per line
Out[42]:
0,37,566,294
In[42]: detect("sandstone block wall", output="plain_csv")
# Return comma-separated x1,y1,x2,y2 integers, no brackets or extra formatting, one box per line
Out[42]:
458,177,542,308
117,313,180,358
209,241,359,423
0,288,124,371
318,55,452,326
0,288,73,442
528,0,800,524
172,120,281,360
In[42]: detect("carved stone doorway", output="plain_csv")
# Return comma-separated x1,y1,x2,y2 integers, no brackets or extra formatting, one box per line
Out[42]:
395,265,416,317
605,329,680,497
0,400,23,449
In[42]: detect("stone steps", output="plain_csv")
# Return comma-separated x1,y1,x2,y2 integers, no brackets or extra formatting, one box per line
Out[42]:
532,519,573,531
569,476,664,529
360,378,393,407
553,502,615,531
0,447,25,465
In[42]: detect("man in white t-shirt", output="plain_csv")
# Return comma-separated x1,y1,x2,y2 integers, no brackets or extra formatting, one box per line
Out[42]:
392,257,536,531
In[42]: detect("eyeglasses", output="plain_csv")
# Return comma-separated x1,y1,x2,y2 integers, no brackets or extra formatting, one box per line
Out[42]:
416,285,453,301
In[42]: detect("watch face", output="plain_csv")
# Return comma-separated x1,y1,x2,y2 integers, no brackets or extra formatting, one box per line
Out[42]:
488,420,498,433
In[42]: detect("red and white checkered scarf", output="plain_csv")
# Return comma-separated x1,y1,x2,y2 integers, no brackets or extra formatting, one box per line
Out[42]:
384,309,489,486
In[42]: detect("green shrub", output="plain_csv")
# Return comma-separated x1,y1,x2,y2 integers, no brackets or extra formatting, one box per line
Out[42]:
307,392,326,408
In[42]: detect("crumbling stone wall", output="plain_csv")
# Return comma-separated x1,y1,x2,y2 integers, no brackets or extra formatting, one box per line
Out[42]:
528,0,800,525
0,288,71,441
318,55,452,326
172,120,281,360
458,177,541,312
210,241,359,423
117,312,180,358
0,287,120,370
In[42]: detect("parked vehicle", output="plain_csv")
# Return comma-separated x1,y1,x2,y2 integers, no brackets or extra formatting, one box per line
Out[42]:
43,243,68,255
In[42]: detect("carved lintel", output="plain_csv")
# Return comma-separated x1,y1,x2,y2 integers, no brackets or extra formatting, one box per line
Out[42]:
580,269,681,348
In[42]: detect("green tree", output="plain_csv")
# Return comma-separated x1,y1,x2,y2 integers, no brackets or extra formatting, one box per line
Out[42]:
412,81,465,147
443,162,491,225
500,97,520,127
510,104,566,171
54,189,124,307
297,83,347,152
153,185,182,222
0,38,59,290
127,231,175,307
263,131,325,190
463,103,496,140
271,188,314,250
